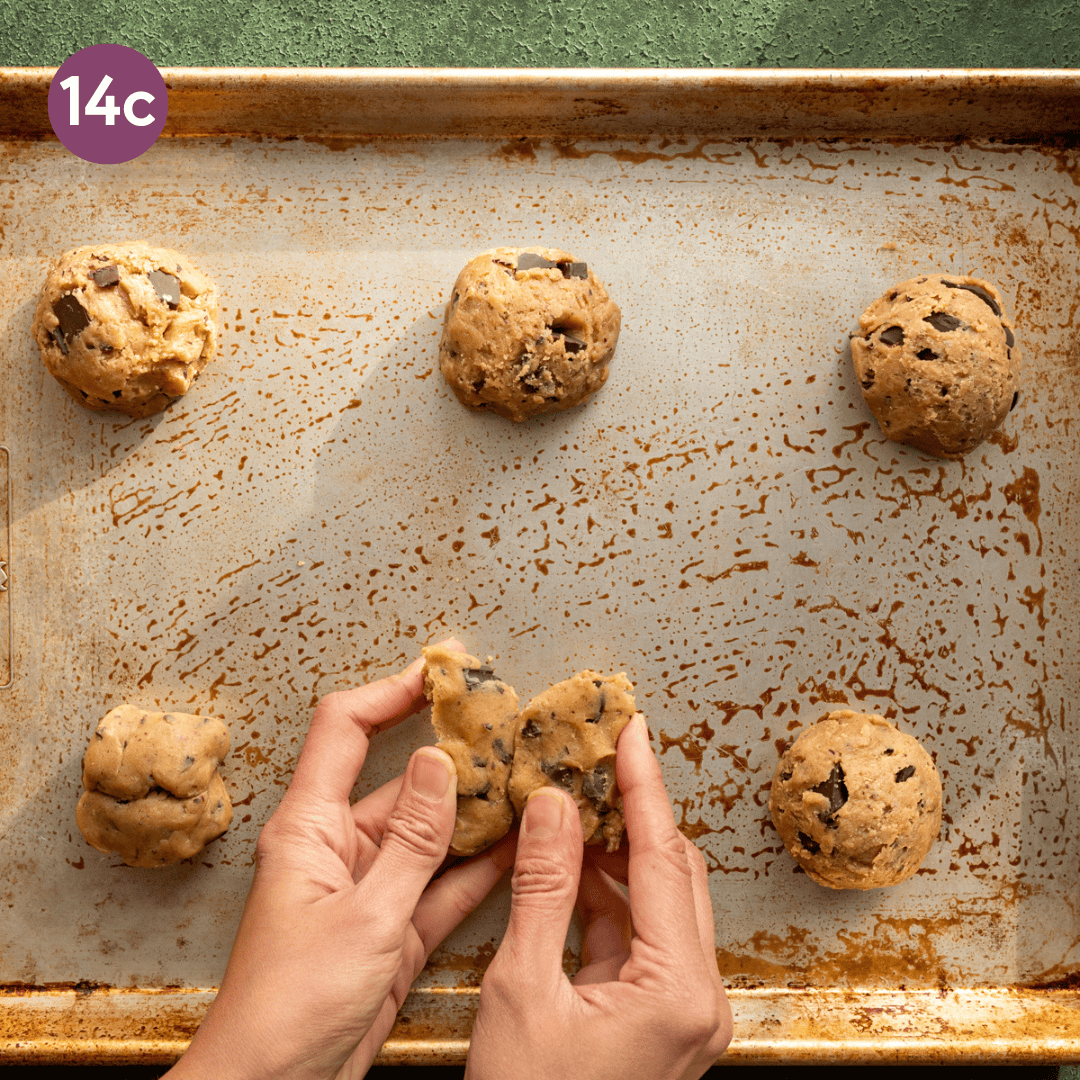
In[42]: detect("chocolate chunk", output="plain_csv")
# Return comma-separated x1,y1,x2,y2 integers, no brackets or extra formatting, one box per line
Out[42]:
521,718,542,739
582,762,614,802
148,270,182,309
516,252,558,273
879,326,904,347
779,769,793,782
883,748,895,755
895,765,916,782
861,369,875,390
516,252,589,279
50,326,68,355
53,294,91,346
1004,325,1015,348
472,781,492,798
587,689,607,723
916,348,936,361
472,754,487,768
543,763,576,791
810,763,848,816
797,831,820,855
555,329,586,354
181,755,195,769
491,737,513,766
1010,390,1019,412
90,265,120,288
925,312,963,332
944,280,1002,317
112,390,122,398
463,665,499,690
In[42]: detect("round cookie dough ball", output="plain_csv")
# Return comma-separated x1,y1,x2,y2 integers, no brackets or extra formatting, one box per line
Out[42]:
850,274,1020,458
76,704,232,867
438,247,621,422
32,242,219,418
769,710,942,890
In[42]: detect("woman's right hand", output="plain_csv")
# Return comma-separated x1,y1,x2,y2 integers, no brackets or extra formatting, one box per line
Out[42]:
464,713,732,1080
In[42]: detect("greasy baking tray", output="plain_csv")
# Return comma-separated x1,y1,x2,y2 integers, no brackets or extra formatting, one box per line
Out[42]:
0,69,1077,1064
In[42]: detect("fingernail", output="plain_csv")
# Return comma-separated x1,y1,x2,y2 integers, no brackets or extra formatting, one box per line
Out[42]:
412,749,453,802
524,789,564,840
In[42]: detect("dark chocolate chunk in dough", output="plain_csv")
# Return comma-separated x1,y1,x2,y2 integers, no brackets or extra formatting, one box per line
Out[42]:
543,763,576,791
861,369,875,390
797,831,820,855
463,665,500,690
916,348,936,361
51,326,68,355
53,294,91,344
811,762,848,816
516,252,557,273
582,761,614,802
1010,390,1019,412
492,737,513,765
925,312,964,332
555,329,586,354
148,270,182,309
1004,325,1015,348
560,261,588,279
90,265,120,288
879,326,905,347
521,718,542,739
895,765,916,782
944,280,1002,317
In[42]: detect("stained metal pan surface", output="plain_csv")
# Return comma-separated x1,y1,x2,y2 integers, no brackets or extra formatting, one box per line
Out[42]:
0,69,1076,1063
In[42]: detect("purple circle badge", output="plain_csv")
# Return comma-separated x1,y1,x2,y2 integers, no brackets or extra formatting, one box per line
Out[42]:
48,44,168,165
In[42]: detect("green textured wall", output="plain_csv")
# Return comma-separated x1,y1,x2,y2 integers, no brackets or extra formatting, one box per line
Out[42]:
0,0,1078,67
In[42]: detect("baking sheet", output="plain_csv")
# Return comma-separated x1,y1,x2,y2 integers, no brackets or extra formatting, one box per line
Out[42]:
0,70,1077,1063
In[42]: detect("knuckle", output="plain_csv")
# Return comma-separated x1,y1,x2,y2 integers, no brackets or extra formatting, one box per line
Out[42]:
383,799,447,861
511,854,575,901
672,985,728,1050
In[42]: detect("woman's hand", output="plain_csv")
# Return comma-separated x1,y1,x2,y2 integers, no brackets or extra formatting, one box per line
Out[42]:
167,644,510,1080
464,714,732,1080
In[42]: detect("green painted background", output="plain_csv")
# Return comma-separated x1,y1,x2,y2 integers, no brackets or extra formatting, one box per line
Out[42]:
0,0,1078,67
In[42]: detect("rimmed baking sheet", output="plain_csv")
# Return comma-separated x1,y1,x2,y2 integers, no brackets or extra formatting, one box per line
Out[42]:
0,69,1077,1063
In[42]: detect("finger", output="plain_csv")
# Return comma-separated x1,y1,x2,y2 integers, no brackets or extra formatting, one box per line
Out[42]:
684,835,723,978
573,951,630,987
576,861,633,970
288,654,429,806
496,788,584,984
348,774,406,878
355,746,458,927
585,842,629,886
411,831,517,956
617,714,701,955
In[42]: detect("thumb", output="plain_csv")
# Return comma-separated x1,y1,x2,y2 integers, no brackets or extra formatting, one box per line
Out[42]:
361,747,458,927
497,787,584,985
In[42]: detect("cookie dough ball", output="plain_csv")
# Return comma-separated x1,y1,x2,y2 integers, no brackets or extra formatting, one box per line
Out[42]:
769,710,942,890
850,274,1020,458
76,704,232,867
422,644,520,856
438,247,621,422
509,671,635,851
32,243,219,418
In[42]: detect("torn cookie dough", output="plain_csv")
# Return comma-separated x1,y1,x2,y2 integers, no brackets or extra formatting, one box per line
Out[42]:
438,247,621,421
508,671,636,852
850,273,1020,458
76,704,232,867
422,644,520,857
32,242,219,418
769,710,942,890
